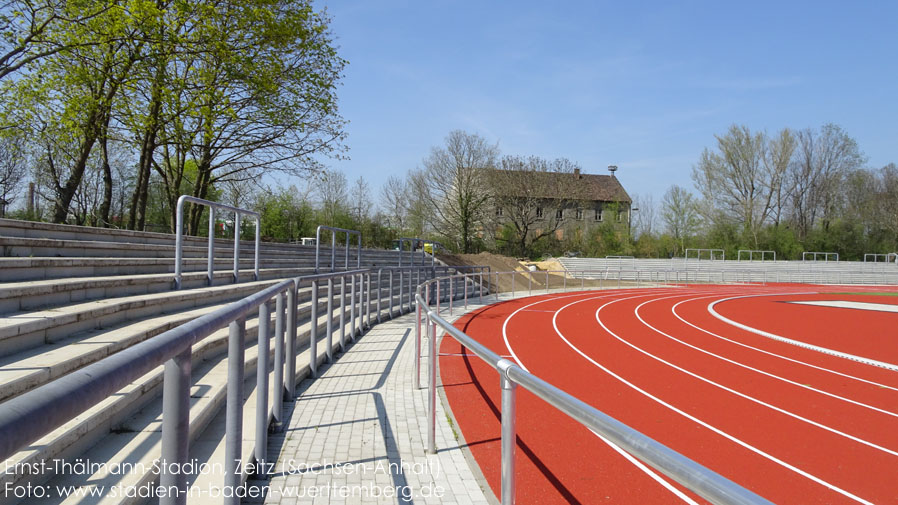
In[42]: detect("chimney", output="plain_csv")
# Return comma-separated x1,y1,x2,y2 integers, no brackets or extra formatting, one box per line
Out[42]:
573,168,581,179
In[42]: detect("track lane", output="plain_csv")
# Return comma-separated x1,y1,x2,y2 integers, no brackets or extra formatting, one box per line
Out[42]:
631,293,898,445
673,293,898,388
541,293,880,503
568,291,897,503
442,293,702,504
441,286,898,504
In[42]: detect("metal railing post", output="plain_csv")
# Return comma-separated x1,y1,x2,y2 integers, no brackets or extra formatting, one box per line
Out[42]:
174,203,184,290
160,348,191,505
436,278,441,316
365,272,371,329
233,212,241,283
415,288,422,390
327,278,335,353
350,273,357,339
399,270,404,314
253,217,260,281
207,207,215,286
389,270,394,319
255,301,270,469
286,284,297,398
497,360,517,505
310,282,319,378
479,270,484,303
377,270,383,323
464,273,468,310
224,318,246,504
340,276,347,348
273,293,285,425
449,275,454,316
427,310,437,454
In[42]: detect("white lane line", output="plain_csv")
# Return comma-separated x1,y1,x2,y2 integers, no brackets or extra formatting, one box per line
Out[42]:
634,294,898,419
500,288,701,504
671,296,898,393
708,294,898,372
789,300,898,313
610,296,898,455
551,293,875,504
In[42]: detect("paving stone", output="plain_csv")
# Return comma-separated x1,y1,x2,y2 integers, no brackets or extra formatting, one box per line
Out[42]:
259,305,496,505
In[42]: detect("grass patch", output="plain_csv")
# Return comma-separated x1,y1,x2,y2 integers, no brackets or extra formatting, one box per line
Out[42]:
445,414,459,441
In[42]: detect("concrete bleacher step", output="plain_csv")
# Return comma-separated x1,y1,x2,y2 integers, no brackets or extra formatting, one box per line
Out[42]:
0,235,317,260
0,278,293,356
0,276,391,403
0,267,319,315
7,300,367,505
0,257,314,283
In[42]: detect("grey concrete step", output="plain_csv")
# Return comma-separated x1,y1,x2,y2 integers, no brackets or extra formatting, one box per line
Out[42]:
0,218,317,254
0,251,402,282
5,295,378,503
0,280,403,404
0,279,283,356
0,267,318,315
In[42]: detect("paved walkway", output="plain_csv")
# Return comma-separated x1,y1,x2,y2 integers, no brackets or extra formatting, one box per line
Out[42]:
248,304,495,505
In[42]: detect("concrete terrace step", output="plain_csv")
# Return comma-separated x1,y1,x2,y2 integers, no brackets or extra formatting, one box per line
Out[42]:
0,252,402,282
0,279,283,355
0,219,317,254
0,280,402,404
2,316,268,499
0,304,220,403
0,235,315,260
6,297,369,504
0,267,319,315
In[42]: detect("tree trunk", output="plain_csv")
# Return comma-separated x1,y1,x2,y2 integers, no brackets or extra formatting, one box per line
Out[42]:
52,133,98,223
129,67,162,231
98,112,113,226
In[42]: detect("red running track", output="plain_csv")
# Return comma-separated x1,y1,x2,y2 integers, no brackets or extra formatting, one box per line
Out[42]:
439,285,898,504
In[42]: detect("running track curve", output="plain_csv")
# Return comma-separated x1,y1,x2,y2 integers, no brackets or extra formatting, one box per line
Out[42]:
439,285,898,504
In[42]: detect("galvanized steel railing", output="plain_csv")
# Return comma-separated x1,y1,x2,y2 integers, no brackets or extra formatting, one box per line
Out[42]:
414,270,773,505
0,260,458,505
314,225,361,273
174,195,261,289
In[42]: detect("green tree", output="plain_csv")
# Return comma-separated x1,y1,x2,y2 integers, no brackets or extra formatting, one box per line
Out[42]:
661,185,701,255
255,184,313,242
692,125,794,247
1,2,142,223
422,130,498,253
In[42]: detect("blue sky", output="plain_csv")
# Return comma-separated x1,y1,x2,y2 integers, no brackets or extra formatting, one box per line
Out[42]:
315,0,897,203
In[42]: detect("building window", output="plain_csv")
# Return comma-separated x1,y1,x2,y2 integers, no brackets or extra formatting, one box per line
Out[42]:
575,208,583,220
595,208,602,221
495,206,503,217
556,208,563,220
617,210,623,222
536,207,543,219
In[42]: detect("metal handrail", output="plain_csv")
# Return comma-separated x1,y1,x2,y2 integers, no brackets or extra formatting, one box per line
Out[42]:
0,267,380,505
314,225,361,273
414,273,773,505
174,195,260,289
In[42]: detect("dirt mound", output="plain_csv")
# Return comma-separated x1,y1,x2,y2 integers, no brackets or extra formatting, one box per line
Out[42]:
437,252,579,293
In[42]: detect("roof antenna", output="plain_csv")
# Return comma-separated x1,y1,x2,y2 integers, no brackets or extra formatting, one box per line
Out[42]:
607,165,618,176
